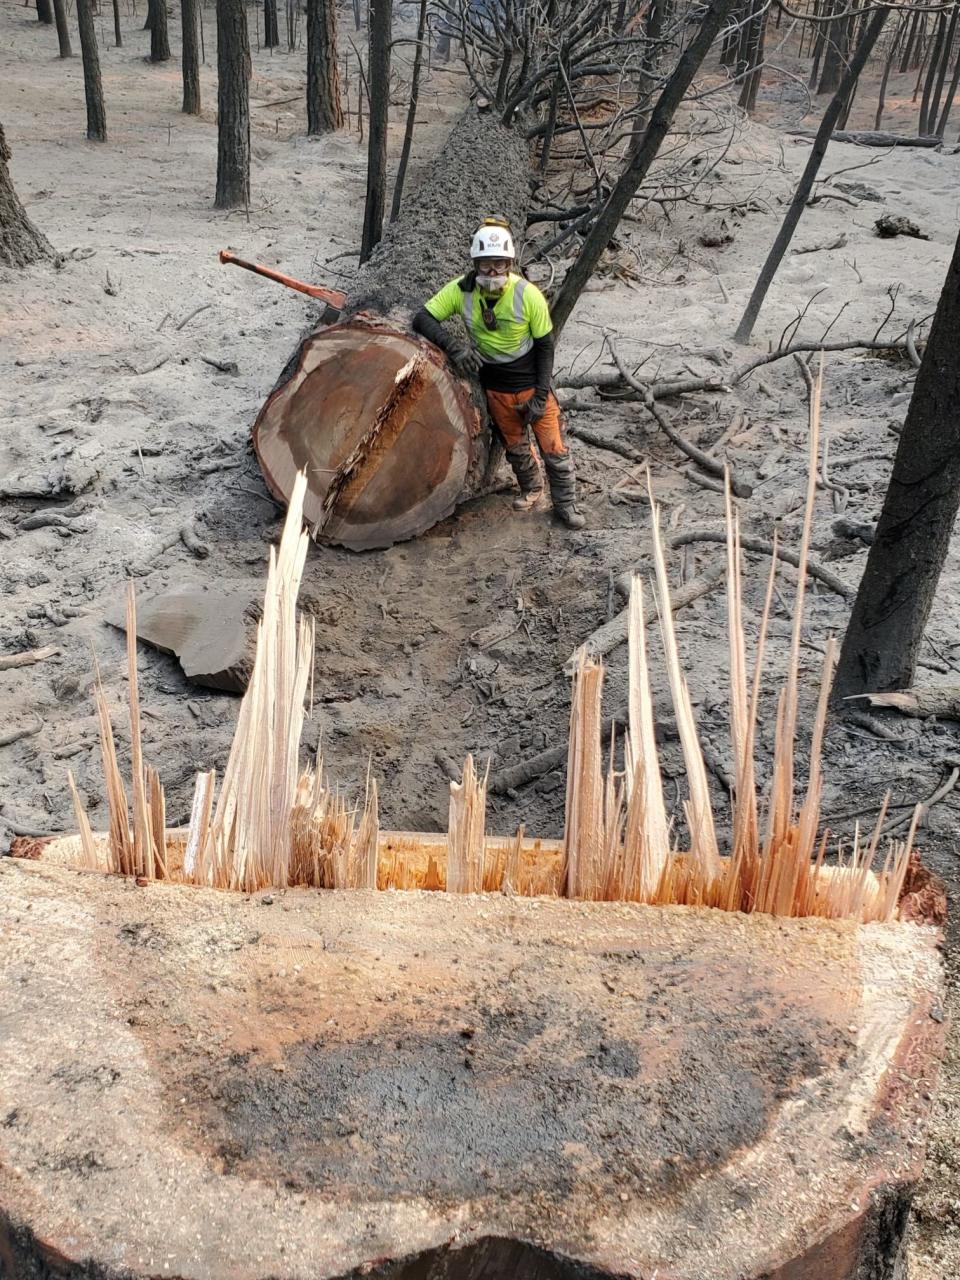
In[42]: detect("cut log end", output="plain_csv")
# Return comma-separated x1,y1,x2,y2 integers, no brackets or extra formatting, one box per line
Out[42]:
253,322,484,551
0,858,944,1280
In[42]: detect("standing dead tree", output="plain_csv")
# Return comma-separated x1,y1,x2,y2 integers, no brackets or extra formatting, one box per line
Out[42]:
215,0,251,209
307,0,344,134
834,225,960,701
0,121,54,268
52,0,72,57
148,0,172,61
737,0,771,113
734,4,890,344
182,0,202,115
265,0,280,47
36,0,53,23
360,0,392,260
390,0,429,220
76,0,107,143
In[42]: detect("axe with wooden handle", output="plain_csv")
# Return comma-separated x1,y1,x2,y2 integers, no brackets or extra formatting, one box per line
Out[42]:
218,250,347,310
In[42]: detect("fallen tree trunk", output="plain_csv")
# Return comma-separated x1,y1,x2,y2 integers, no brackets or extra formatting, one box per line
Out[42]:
786,128,943,147
0,854,944,1280
253,106,530,550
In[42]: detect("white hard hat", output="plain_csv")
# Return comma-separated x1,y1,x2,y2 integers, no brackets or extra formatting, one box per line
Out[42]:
471,220,516,260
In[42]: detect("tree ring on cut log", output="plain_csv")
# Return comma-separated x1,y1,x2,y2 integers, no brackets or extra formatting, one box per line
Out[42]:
253,319,481,551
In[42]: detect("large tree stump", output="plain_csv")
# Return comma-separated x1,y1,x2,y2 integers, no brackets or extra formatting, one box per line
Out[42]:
253,107,531,550
0,854,945,1280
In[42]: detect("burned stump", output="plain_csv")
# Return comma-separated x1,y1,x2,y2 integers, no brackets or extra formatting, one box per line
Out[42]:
0,855,944,1280
253,107,531,550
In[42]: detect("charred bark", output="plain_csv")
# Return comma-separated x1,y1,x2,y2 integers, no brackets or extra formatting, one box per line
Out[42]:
182,0,202,114
36,0,53,24
306,0,344,134
935,36,960,136
834,226,960,701
113,0,122,46
149,0,172,60
264,0,280,47
0,121,54,268
918,10,948,135
360,0,391,262
875,14,904,130
389,0,427,218
76,0,107,142
925,4,959,136
52,0,72,57
900,10,923,72
214,0,251,210
633,0,666,141
737,0,769,115
818,1,850,95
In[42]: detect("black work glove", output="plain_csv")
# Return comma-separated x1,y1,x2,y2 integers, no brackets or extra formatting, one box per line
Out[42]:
524,391,549,424
449,342,483,378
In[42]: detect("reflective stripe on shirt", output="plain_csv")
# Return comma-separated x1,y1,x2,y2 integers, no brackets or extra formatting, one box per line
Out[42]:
461,278,534,364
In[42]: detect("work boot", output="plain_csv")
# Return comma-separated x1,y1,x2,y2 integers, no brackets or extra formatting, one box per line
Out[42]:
543,451,586,530
512,489,544,512
506,443,544,513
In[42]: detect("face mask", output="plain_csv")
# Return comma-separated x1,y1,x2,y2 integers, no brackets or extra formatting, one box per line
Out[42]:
478,272,508,293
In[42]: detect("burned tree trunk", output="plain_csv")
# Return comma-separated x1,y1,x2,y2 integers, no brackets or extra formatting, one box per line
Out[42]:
76,0,107,142
833,225,960,701
52,0,72,56
0,121,54,268
149,0,172,61
253,107,529,549
924,4,959,136
181,0,201,115
214,0,250,209
36,0,53,24
875,14,904,129
737,0,768,115
389,0,427,219
306,0,343,134
818,3,850,95
264,0,280,47
360,0,391,262
918,10,948,135
113,0,122,47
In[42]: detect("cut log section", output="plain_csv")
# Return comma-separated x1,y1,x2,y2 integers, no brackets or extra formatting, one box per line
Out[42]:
0,855,944,1280
253,106,531,550
104,584,256,692
254,324,482,550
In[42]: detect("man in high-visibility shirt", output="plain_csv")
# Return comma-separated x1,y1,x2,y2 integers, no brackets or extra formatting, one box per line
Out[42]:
412,219,585,530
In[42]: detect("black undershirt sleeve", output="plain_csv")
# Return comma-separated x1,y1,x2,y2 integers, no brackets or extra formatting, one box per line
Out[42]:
412,307,449,352
532,332,555,394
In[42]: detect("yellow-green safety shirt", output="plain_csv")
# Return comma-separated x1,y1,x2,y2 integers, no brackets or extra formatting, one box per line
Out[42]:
424,272,553,391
